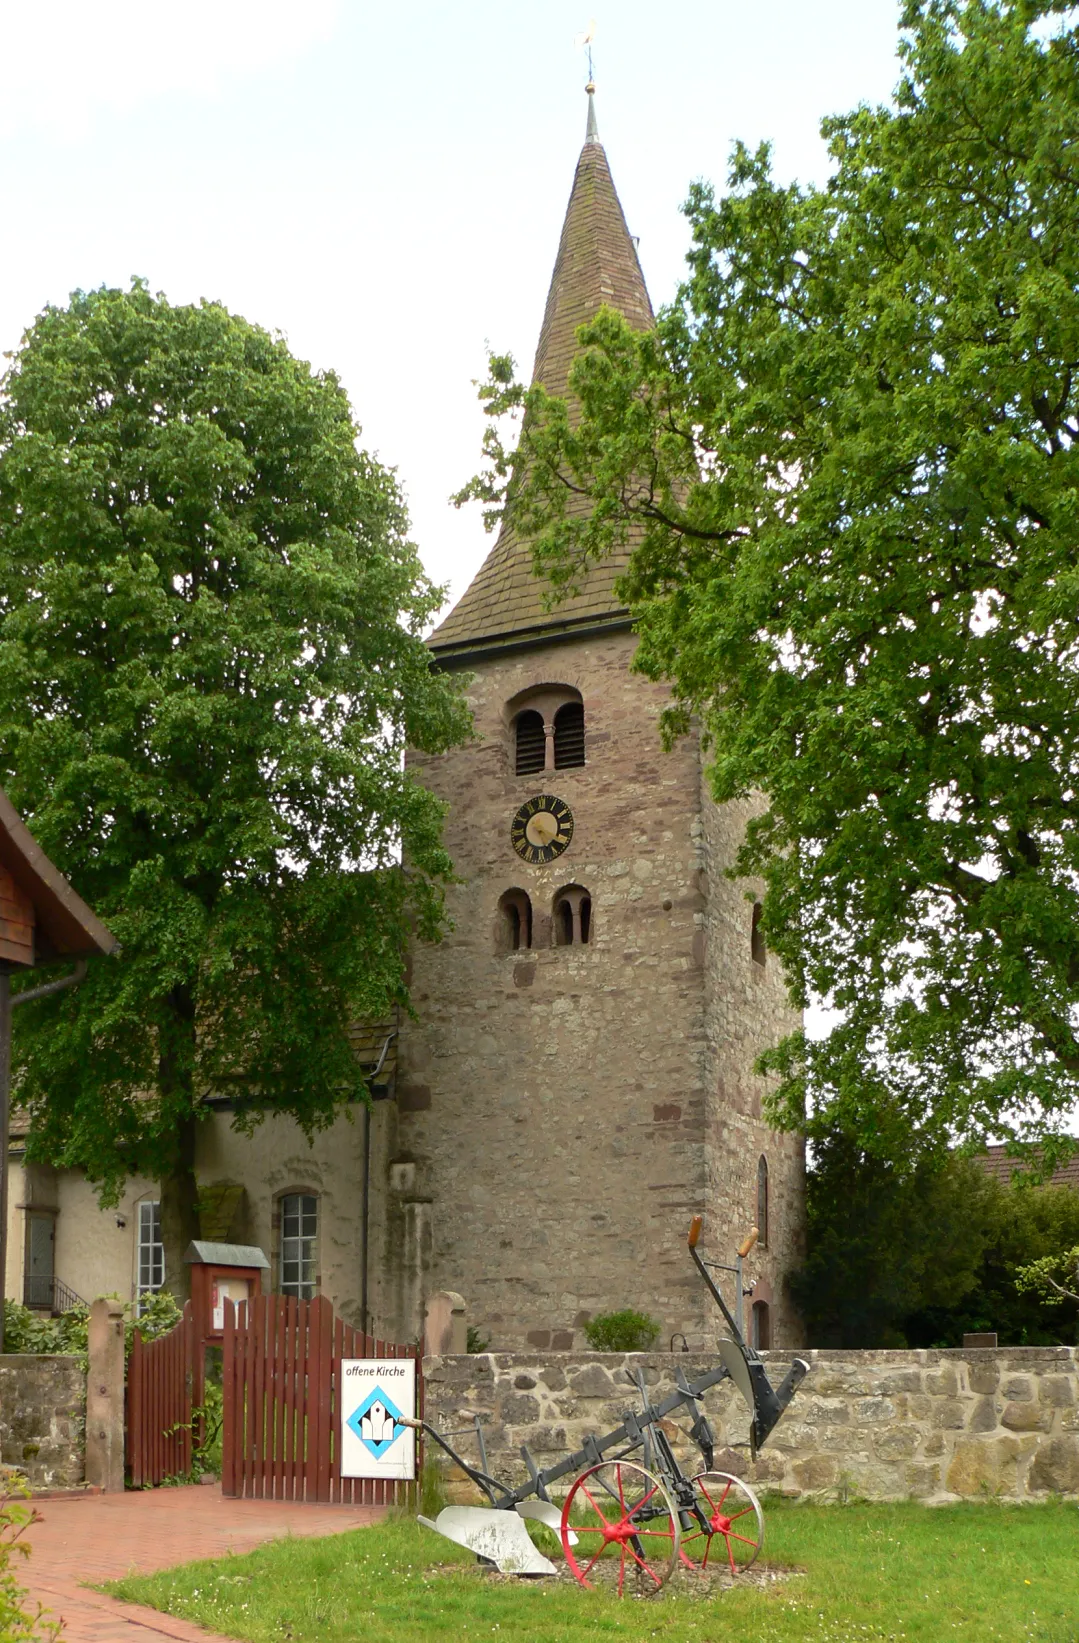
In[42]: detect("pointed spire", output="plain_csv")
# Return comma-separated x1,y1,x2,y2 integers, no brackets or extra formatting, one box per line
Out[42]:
430,93,654,658
585,80,599,144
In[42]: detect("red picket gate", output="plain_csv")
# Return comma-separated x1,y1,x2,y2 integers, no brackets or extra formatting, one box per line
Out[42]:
221,1292,422,1504
127,1301,204,1488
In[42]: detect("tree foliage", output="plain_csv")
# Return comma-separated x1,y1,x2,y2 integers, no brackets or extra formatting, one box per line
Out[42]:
0,282,470,1285
463,0,1079,1153
794,1131,1079,1347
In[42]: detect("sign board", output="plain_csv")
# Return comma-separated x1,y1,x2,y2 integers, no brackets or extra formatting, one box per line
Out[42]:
211,1275,252,1333
339,1358,417,1481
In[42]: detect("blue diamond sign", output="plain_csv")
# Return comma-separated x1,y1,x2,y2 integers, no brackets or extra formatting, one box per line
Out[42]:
340,1359,416,1480
346,1385,405,1458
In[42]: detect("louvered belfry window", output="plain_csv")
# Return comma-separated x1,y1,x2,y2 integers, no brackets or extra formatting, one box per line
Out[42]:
554,702,585,769
515,709,546,775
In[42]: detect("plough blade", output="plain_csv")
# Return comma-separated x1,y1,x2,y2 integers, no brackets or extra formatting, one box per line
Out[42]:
720,1336,810,1456
515,1499,578,1545
417,1506,557,1575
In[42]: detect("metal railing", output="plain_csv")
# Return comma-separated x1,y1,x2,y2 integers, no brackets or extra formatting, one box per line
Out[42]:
22,1275,85,1315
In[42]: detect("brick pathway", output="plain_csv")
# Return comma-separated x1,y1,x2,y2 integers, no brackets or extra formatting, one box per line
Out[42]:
20,1484,383,1642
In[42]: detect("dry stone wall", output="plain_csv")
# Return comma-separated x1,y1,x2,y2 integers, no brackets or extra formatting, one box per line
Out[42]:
0,1355,85,1489
424,1346,1079,1504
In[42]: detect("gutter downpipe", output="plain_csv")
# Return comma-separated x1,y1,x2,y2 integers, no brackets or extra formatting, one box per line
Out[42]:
361,1028,398,1338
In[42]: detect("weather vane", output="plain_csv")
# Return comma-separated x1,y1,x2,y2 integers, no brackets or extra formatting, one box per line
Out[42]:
574,18,597,87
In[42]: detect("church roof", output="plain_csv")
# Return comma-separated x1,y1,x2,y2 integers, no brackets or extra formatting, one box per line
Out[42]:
429,90,654,662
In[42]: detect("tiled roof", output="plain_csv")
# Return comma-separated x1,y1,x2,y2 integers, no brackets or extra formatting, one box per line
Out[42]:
974,1143,1079,1191
430,98,654,659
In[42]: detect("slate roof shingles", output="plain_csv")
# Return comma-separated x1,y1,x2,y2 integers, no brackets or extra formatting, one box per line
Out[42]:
430,107,654,657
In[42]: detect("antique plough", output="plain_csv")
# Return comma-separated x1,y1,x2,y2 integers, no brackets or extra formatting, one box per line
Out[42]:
410,1216,810,1593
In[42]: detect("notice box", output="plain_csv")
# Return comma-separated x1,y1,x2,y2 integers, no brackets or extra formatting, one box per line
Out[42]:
339,1358,417,1481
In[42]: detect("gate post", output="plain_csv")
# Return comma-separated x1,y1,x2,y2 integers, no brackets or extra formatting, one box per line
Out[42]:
86,1297,125,1492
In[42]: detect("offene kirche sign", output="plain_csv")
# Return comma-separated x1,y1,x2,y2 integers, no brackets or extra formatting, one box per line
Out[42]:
339,1357,417,1481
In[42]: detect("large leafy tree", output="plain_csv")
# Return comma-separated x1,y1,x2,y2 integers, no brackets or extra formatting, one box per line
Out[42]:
464,0,1079,1155
0,282,470,1292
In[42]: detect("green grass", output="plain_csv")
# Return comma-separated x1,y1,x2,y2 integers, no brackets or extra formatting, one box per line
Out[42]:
105,1499,1079,1642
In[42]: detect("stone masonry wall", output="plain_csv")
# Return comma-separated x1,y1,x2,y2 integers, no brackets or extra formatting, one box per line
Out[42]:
424,1347,1079,1504
0,1355,85,1489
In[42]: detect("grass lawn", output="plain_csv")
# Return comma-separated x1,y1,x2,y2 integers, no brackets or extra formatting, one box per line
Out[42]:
106,1499,1079,1642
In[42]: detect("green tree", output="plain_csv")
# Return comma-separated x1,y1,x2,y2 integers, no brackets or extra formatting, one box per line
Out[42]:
0,282,469,1294
463,0,1079,1154
789,1130,992,1347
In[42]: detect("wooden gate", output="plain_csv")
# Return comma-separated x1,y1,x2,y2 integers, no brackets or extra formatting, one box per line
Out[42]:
127,1301,204,1487
221,1293,422,1503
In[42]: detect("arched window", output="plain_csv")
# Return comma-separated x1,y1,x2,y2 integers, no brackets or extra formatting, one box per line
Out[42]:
552,885,591,947
751,902,766,967
498,889,533,953
554,701,585,769
751,1299,771,1351
757,1156,769,1250
279,1192,318,1300
514,710,546,776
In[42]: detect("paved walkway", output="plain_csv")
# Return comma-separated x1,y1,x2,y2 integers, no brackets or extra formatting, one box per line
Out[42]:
20,1485,383,1642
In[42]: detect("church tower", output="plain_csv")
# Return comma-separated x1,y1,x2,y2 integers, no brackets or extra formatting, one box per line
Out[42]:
375,91,805,1350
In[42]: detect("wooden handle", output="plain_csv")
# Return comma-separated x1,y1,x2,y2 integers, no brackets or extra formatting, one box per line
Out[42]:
738,1226,759,1258
687,1215,703,1249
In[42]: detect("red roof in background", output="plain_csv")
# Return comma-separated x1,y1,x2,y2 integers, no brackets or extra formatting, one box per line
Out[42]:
975,1143,1079,1191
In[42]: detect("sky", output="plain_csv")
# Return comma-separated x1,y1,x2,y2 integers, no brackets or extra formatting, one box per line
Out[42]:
0,0,905,619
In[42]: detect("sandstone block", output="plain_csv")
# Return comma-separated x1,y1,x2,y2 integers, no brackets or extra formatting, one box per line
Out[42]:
1001,1401,1050,1433
1028,1436,1079,1495
923,1432,945,1458
874,1426,919,1460
567,1365,616,1398
792,1453,839,1491
946,1436,1020,1497
854,1397,896,1424
879,1370,923,1396
1039,1375,1075,1409
926,1368,958,1398
933,1400,967,1430
539,1366,567,1391
499,1393,541,1425
1003,1376,1033,1401
905,1462,940,1498
967,1361,1001,1395
968,1397,998,1434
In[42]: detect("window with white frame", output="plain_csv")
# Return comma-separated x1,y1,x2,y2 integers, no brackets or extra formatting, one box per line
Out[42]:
280,1193,318,1300
137,1200,164,1300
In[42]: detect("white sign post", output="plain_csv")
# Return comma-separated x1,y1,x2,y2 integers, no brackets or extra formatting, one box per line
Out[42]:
339,1358,417,1481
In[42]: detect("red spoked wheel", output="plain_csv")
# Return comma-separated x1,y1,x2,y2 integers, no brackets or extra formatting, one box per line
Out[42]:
560,1459,680,1596
678,1471,764,1574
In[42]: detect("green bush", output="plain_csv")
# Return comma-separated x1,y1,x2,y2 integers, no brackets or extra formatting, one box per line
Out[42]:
582,1309,661,1352
0,1489,60,1642
2,1291,182,1369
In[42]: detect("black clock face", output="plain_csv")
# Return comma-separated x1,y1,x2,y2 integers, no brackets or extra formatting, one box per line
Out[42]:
511,794,574,864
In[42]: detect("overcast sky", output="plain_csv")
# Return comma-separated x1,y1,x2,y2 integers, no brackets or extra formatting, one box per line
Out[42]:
0,0,904,618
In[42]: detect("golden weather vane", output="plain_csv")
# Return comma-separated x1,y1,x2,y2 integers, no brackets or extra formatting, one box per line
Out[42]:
574,18,597,86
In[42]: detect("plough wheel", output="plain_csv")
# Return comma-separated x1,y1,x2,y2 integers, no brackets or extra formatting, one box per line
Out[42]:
560,1458,680,1596
679,1470,764,1574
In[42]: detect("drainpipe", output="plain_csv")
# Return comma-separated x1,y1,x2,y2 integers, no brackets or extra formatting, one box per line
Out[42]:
0,960,87,1355
360,1028,398,1339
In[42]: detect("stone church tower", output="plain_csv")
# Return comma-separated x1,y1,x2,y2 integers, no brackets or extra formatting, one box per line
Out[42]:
373,92,805,1351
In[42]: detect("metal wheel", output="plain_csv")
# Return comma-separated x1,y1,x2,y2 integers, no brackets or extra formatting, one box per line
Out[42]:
560,1458,680,1595
678,1470,764,1574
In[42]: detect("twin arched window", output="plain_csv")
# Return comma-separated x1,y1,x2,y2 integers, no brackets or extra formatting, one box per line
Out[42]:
497,886,592,952
512,690,586,775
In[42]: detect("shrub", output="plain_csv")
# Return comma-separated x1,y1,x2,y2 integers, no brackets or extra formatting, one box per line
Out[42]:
0,1489,60,1642
2,1291,182,1370
582,1310,661,1352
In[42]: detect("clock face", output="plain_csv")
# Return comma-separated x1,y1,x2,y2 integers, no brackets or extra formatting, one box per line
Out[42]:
511,794,574,864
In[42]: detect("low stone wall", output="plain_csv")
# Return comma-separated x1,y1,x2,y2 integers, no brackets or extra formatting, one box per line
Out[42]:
0,1355,85,1489
423,1346,1079,1505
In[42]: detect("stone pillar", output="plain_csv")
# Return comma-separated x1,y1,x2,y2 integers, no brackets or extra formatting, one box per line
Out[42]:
543,722,556,771
85,1297,125,1492
424,1290,466,1357
400,1201,433,1346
